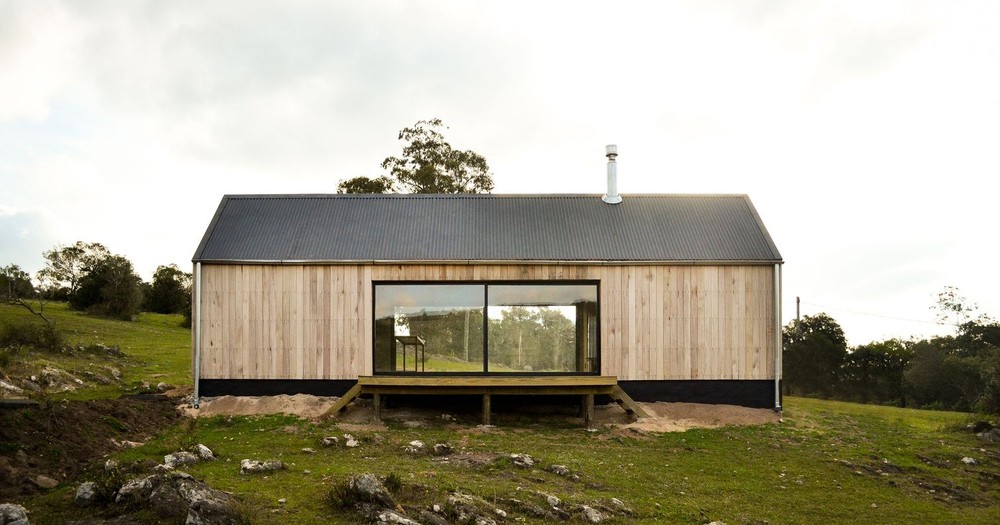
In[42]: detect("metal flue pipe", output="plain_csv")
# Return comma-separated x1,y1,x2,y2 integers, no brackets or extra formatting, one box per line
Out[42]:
602,144,622,204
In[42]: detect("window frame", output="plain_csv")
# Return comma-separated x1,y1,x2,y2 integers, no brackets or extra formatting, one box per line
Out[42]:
371,279,601,376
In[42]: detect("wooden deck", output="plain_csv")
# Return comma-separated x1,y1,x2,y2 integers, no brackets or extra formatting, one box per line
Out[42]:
324,375,648,427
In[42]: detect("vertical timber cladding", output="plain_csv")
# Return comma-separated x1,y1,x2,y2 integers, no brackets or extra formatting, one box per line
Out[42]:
198,263,774,381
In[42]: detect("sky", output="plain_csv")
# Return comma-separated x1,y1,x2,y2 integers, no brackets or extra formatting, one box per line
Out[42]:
2,0,998,346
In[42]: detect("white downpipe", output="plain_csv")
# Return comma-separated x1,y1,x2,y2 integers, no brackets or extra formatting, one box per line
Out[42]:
194,262,202,409
774,263,782,411
602,144,622,204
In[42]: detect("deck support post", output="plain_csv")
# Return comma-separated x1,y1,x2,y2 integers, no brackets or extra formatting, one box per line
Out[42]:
583,393,594,428
482,392,491,425
373,393,382,422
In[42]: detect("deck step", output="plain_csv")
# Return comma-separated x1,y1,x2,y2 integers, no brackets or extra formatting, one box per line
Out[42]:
321,383,363,419
610,385,650,418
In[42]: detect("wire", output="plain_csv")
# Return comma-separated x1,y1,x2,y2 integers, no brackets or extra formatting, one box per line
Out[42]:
798,300,957,327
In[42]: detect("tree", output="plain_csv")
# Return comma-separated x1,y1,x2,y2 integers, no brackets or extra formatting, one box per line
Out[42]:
0,264,34,300
71,254,143,320
144,264,192,315
782,313,848,397
841,339,912,405
337,119,494,194
38,242,110,298
336,175,394,194
903,338,982,411
1,263,54,329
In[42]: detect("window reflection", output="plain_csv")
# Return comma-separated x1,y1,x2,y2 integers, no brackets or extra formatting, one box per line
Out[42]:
373,283,597,374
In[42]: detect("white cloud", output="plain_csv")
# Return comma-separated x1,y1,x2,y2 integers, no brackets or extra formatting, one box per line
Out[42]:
0,0,998,343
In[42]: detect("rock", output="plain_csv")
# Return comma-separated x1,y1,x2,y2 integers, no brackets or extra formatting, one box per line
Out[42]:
0,380,24,395
433,443,452,456
499,497,556,520
278,498,286,505
240,459,285,475
113,472,240,524
348,473,398,510
301,447,316,454
195,444,215,460
75,481,97,507
116,475,157,504
178,477,240,524
404,440,425,454
344,434,360,448
582,505,604,523
149,483,187,518
977,428,1000,443
494,508,507,518
376,510,421,525
441,414,455,421
447,493,497,525
372,434,385,445
0,504,29,524
156,382,171,392
549,464,571,476
545,494,560,507
510,453,535,468
961,456,977,465
164,451,200,469
610,497,633,514
322,436,339,447
33,474,59,489
970,420,993,433
418,509,451,525
706,522,728,525
104,459,120,471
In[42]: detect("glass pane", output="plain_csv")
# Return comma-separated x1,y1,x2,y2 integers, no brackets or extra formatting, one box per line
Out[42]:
487,285,598,373
374,284,484,372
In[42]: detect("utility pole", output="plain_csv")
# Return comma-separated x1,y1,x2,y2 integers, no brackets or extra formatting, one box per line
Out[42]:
796,296,801,334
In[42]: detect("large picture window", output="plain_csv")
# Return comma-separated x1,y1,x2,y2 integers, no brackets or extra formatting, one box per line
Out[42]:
374,282,598,374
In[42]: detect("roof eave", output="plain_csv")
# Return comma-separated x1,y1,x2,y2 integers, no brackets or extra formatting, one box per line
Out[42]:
190,258,783,266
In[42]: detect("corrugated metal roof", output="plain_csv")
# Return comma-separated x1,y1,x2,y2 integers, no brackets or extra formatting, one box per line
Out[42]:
192,194,782,263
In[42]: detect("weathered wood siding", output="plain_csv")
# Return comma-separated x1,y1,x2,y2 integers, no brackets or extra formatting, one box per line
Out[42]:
197,264,775,381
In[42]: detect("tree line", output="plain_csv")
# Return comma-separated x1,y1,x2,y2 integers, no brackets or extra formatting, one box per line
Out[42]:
1,241,192,326
783,287,1000,415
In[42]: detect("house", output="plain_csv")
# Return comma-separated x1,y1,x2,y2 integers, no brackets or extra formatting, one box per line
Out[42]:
191,187,784,412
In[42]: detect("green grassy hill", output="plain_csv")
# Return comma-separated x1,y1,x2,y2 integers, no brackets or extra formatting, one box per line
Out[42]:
2,302,997,524
0,302,191,399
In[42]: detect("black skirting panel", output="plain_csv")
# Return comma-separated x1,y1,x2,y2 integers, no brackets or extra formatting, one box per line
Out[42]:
198,379,356,398
618,379,780,409
198,379,781,409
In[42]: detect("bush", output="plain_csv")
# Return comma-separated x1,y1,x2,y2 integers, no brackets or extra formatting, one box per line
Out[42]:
70,254,143,320
0,320,64,352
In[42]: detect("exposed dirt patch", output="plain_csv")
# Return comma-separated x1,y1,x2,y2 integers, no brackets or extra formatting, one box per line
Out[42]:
0,395,182,499
622,401,781,432
185,394,780,435
184,394,340,419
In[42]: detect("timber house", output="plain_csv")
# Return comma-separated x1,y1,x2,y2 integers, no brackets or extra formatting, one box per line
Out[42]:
191,186,784,419
192,148,783,422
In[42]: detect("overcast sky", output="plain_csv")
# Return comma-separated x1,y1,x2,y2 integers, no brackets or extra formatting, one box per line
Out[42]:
2,1,998,345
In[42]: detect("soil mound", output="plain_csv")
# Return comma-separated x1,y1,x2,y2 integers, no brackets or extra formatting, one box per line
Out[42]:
0,396,182,499
186,394,339,419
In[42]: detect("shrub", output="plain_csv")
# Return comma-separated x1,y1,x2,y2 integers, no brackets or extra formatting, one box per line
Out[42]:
0,320,64,352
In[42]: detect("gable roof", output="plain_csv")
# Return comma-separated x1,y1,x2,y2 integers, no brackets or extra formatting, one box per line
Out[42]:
192,194,782,264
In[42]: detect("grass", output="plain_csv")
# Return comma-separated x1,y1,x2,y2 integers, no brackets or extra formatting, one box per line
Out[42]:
4,302,998,524
0,301,191,399
25,397,1000,524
